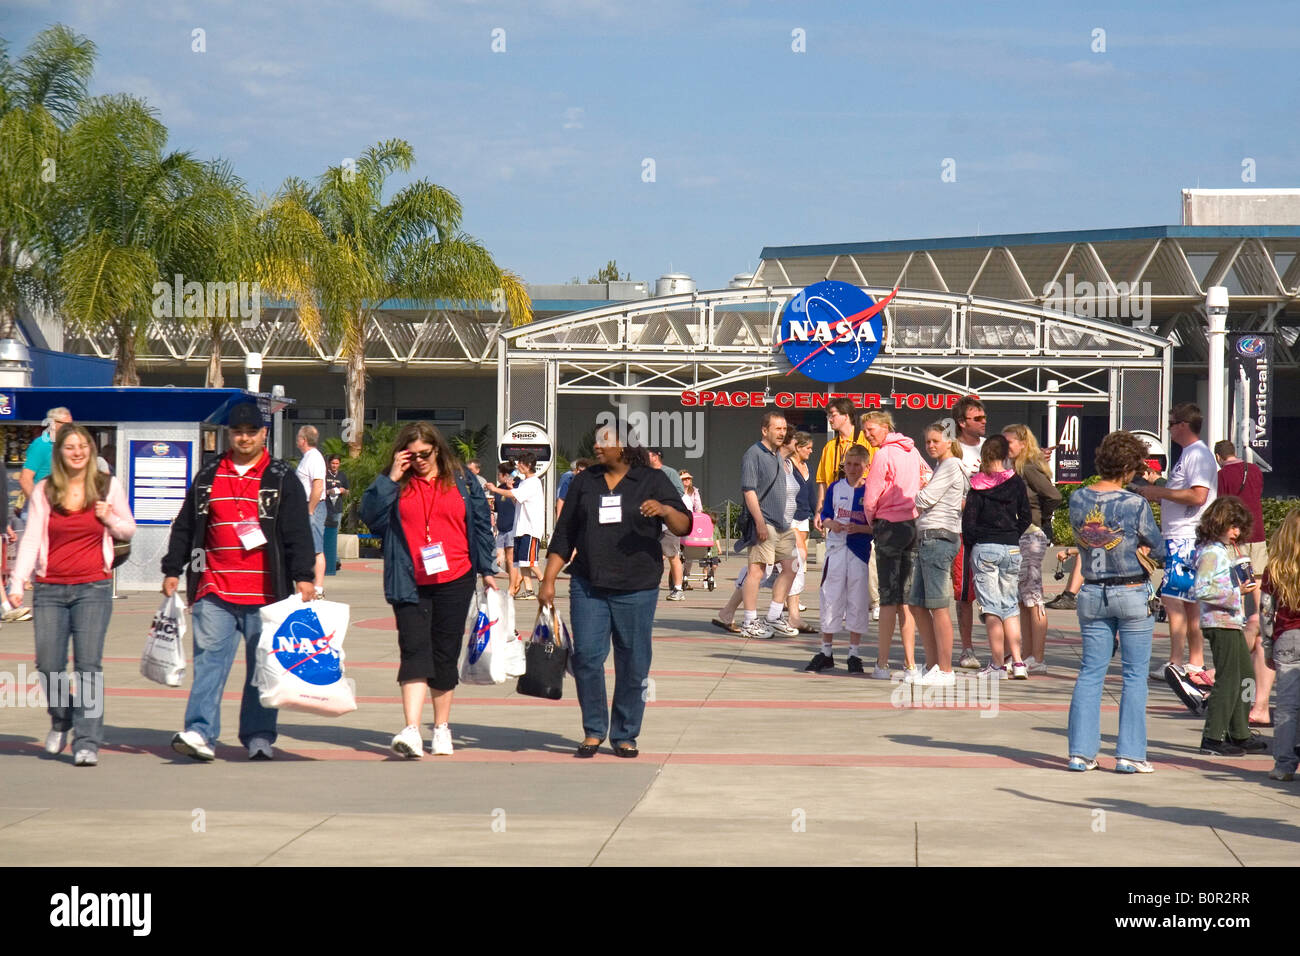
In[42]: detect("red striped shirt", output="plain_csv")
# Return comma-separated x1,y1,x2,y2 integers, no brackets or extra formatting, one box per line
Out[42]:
398,474,471,585
196,451,274,605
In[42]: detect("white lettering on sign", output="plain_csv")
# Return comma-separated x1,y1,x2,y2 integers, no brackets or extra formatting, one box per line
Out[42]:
1059,415,1080,452
785,319,878,344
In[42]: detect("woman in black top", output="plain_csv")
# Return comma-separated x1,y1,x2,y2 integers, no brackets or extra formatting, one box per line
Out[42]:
540,425,691,758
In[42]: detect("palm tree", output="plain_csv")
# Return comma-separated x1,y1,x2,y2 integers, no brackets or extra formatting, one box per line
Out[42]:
0,25,96,340
289,140,531,457
187,188,325,387
57,95,253,385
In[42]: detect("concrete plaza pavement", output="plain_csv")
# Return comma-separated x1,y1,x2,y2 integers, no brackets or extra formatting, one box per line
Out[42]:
2,557,1299,867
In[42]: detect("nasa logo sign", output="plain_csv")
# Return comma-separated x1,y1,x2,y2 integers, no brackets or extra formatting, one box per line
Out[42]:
271,608,341,686
776,281,896,384
1236,336,1267,358
151,442,171,457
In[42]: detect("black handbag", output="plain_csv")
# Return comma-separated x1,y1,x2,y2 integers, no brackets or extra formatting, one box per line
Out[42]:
734,461,781,549
515,605,570,700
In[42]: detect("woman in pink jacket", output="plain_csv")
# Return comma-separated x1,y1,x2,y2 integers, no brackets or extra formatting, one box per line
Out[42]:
9,425,135,767
861,412,932,680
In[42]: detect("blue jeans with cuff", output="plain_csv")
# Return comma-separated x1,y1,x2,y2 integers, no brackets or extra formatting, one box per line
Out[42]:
568,576,659,747
1067,582,1154,762
184,595,276,747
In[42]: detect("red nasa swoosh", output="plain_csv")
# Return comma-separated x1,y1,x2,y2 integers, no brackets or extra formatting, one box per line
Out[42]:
777,286,898,376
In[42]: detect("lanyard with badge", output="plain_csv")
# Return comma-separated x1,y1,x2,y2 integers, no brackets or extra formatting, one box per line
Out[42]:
417,477,450,574
233,457,267,551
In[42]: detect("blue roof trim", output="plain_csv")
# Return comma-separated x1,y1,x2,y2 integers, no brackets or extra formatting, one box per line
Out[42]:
761,225,1300,260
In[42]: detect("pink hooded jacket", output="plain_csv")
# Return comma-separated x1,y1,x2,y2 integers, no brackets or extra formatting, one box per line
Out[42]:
12,477,136,589
862,433,933,523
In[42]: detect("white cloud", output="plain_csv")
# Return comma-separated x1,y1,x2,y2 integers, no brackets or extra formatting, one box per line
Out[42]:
562,107,584,130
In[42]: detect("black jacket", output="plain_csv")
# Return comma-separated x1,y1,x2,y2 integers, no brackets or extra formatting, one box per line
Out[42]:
962,471,1031,548
359,468,496,606
161,452,316,604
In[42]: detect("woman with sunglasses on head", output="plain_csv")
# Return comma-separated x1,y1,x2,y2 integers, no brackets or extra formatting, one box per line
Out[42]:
10,425,135,767
540,424,691,758
361,422,497,758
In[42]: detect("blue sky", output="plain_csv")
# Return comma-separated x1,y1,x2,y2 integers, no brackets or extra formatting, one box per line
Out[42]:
6,0,1298,289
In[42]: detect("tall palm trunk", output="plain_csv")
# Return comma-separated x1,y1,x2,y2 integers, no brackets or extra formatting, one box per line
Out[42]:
113,317,140,386
206,321,224,387
345,321,366,458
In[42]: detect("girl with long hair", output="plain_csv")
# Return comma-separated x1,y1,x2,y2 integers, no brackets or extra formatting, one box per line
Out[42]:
360,421,497,758
1263,507,1300,779
1003,423,1062,674
10,425,136,766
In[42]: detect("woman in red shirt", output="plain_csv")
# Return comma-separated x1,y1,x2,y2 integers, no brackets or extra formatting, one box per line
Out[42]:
360,422,497,758
9,425,136,766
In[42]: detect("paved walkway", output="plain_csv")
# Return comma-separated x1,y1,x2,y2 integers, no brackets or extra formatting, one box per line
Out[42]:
2,560,1298,866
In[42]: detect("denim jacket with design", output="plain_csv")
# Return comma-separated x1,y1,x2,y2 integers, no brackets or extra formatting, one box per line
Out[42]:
1068,487,1165,581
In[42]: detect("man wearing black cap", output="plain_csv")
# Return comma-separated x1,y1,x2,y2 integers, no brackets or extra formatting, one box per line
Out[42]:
161,402,316,761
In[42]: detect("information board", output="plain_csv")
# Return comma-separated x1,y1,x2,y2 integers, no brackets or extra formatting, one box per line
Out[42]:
130,440,192,524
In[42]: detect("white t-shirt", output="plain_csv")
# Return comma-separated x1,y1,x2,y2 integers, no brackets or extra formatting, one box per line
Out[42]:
958,438,985,480
512,474,544,538
1161,440,1217,540
296,447,325,505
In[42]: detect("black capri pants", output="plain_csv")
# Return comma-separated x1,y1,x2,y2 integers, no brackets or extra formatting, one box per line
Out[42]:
393,571,477,690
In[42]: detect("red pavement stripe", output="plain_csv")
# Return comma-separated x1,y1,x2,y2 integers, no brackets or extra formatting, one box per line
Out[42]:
0,741,1260,771
85,686,1188,713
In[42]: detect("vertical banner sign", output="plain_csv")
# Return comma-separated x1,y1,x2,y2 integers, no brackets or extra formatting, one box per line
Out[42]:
1229,333,1273,473
1056,408,1082,483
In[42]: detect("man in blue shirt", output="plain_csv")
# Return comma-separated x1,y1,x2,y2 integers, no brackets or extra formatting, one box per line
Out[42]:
21,407,72,503
555,458,589,522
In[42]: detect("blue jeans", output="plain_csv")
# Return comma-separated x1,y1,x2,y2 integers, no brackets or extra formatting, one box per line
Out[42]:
33,580,113,755
971,542,1021,620
1272,629,1300,773
324,525,339,576
184,595,276,747
1067,583,1154,761
568,576,659,747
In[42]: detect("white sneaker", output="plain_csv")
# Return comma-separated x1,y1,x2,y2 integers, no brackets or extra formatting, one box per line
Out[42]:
1115,758,1154,774
958,648,981,670
44,730,67,755
247,737,274,760
391,725,423,759
871,606,880,621
431,724,454,756
903,666,923,683
977,664,1007,680
765,615,800,638
798,603,807,613
1010,661,1029,680
665,589,685,601
871,665,893,680
741,618,775,640
1024,655,1048,675
73,749,98,767
171,730,215,762
925,669,957,687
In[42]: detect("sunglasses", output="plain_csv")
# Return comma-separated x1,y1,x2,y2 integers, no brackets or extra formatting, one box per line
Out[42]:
967,415,987,423
407,448,434,460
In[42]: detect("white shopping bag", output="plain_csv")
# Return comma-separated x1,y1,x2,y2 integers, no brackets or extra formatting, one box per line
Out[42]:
255,595,357,716
501,595,526,678
140,593,187,687
460,584,510,685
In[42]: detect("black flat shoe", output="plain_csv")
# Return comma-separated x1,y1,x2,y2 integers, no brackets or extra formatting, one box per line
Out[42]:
611,742,639,758
575,739,603,758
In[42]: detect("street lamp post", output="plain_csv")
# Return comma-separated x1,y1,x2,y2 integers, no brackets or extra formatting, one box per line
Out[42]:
1205,286,1229,447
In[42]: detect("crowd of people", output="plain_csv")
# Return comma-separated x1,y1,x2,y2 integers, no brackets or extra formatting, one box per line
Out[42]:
16,396,1300,781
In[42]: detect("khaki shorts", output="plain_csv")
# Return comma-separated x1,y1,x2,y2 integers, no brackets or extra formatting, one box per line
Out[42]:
748,524,797,565
661,530,681,559
1245,540,1268,576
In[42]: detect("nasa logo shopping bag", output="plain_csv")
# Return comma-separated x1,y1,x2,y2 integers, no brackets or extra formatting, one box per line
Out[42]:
460,584,509,685
255,596,357,716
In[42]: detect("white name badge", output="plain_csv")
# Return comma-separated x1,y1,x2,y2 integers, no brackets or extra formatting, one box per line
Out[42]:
421,542,449,575
599,495,622,524
236,519,267,551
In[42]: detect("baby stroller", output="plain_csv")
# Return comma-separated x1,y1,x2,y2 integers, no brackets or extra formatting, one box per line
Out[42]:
681,512,722,591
